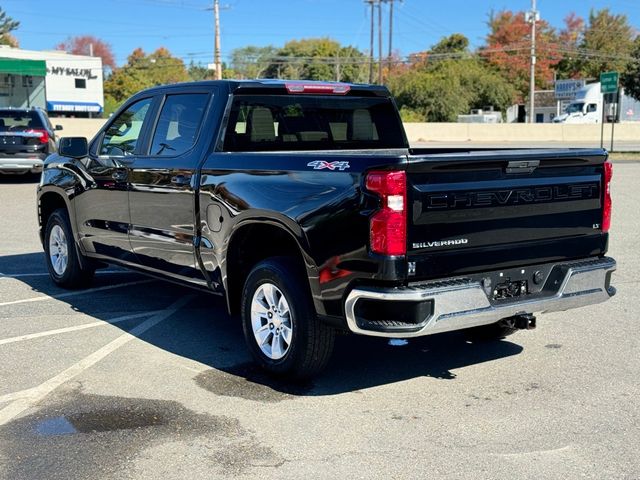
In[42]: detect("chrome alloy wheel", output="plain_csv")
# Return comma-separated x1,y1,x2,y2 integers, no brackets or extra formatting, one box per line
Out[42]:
48,224,69,276
251,283,293,360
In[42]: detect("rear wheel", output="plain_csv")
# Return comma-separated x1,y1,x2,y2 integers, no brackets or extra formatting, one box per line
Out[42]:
241,257,335,379
44,208,95,289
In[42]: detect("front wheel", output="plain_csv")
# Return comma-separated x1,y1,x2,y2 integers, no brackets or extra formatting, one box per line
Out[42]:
44,208,95,289
241,257,335,379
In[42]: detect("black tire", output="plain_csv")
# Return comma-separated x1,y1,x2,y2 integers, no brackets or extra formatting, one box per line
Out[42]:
466,321,518,342
44,208,95,289
241,256,335,379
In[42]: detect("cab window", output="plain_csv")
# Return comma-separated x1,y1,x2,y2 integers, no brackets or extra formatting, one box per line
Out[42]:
150,94,209,156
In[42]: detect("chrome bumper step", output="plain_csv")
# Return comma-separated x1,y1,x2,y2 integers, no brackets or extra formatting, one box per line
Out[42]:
344,257,616,338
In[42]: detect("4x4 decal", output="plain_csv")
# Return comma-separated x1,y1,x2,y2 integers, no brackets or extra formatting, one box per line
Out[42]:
307,160,351,171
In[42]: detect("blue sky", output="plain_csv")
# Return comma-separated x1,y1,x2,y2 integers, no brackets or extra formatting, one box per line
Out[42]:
5,0,639,67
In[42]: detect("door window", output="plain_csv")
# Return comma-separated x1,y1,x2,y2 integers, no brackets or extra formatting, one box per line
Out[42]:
100,98,153,156
150,94,209,156
587,103,598,113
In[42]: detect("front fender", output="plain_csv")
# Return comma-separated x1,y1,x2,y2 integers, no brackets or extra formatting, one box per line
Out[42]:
37,154,91,248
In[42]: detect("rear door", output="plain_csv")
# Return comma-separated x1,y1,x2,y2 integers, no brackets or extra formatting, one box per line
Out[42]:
127,90,213,283
406,149,608,279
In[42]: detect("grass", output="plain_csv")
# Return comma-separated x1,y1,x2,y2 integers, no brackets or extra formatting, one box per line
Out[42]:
608,152,640,161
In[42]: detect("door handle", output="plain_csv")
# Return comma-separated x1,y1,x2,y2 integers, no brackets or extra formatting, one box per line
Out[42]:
112,170,127,182
171,174,192,186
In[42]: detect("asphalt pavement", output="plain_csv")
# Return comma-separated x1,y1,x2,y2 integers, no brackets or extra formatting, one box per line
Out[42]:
0,164,638,480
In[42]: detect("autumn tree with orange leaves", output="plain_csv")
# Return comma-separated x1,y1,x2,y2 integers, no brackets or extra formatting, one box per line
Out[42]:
56,35,116,70
482,10,560,101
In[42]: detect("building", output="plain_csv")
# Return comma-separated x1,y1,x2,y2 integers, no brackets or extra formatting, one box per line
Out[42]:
0,46,103,117
531,90,558,123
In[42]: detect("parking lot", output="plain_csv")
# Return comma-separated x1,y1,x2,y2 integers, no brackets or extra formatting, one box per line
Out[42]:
0,162,638,480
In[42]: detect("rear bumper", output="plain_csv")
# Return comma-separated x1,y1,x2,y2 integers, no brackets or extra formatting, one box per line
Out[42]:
344,257,616,338
0,155,46,174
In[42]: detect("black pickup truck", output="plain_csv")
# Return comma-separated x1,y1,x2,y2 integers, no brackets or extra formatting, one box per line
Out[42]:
37,80,616,378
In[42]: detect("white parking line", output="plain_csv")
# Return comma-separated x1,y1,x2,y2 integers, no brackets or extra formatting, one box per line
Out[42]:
0,310,161,346
0,295,193,426
0,279,152,307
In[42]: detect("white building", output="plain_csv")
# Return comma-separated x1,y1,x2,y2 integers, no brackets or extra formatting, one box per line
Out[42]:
0,46,103,117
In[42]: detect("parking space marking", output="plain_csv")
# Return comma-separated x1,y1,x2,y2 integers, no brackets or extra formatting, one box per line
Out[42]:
0,389,34,404
0,295,194,426
0,310,160,346
0,279,152,307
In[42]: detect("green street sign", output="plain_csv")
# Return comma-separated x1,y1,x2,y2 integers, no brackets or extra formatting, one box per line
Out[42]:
600,71,619,94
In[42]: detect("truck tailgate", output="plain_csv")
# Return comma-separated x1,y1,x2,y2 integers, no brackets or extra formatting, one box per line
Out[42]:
406,149,608,279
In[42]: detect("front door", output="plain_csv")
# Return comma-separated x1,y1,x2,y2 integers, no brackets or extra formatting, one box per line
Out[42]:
75,97,155,262
127,92,212,283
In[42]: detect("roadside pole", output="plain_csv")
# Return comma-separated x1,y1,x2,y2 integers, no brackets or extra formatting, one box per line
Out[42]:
611,89,618,153
600,97,605,149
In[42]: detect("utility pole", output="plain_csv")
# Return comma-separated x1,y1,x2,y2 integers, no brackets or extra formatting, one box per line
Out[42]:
526,0,538,124
213,0,222,80
378,0,383,84
366,0,375,84
387,0,394,73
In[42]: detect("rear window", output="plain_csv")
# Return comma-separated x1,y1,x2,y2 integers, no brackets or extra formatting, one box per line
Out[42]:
223,95,406,152
0,111,44,131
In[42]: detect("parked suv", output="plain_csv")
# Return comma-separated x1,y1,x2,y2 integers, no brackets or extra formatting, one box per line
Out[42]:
0,107,63,175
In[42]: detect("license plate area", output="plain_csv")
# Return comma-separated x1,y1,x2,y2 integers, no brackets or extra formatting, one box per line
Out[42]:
492,278,529,301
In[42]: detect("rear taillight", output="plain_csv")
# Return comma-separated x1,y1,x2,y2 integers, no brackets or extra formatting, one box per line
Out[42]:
602,160,613,233
365,170,406,256
28,129,49,145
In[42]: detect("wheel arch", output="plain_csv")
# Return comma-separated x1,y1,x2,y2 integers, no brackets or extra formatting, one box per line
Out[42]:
223,220,318,316
38,187,74,245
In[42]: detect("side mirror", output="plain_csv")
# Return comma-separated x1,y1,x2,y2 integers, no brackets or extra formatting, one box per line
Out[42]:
55,125,64,131
59,137,88,158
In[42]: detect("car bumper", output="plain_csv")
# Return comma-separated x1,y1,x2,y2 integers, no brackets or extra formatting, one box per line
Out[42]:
344,257,616,338
0,156,46,174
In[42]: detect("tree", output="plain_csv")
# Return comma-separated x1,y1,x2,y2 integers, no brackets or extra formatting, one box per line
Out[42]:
482,10,560,100
56,35,116,70
387,59,516,122
576,9,635,79
430,33,469,55
555,13,585,78
263,38,367,82
622,37,640,102
187,61,213,81
0,7,19,47
230,45,277,79
104,47,189,111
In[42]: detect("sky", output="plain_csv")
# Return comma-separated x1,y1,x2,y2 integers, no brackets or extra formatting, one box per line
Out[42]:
4,0,639,67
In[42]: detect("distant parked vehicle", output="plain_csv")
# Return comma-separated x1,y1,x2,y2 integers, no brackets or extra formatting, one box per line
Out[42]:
0,107,63,175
